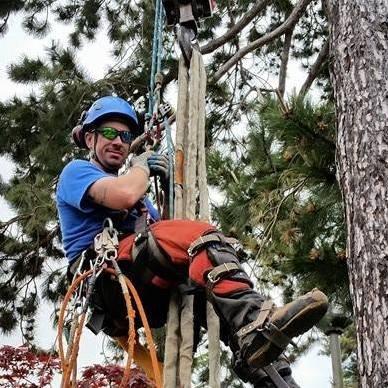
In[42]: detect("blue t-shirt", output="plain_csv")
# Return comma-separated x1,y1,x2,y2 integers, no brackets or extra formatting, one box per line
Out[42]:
56,159,159,263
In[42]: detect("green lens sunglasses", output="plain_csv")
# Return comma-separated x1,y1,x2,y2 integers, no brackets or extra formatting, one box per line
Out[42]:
95,127,135,144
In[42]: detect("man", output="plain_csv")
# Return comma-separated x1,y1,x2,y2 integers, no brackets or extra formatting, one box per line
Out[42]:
56,95,328,386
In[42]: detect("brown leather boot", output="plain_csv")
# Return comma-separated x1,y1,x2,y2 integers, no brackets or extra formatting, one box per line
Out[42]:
210,288,328,370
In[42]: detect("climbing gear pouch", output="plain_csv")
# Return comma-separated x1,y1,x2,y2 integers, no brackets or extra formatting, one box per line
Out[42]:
86,308,106,335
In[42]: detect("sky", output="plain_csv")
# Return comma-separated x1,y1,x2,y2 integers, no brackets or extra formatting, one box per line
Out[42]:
0,11,333,388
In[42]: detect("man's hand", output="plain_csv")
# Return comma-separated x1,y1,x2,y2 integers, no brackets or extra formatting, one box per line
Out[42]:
130,151,154,176
147,153,170,180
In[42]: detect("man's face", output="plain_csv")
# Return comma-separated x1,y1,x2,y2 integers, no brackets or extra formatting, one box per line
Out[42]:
85,120,132,171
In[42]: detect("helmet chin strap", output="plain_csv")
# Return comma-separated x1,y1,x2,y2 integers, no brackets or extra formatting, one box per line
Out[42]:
90,132,119,175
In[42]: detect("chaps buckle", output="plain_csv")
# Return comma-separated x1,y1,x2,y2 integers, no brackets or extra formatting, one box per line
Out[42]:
207,262,238,284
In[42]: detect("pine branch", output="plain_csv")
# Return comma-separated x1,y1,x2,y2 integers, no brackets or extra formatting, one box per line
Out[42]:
260,128,276,173
0,214,31,232
213,0,313,82
200,0,271,55
250,177,309,276
0,12,10,35
298,40,329,98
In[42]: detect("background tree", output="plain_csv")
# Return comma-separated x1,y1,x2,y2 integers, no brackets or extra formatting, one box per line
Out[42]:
208,95,345,302
326,0,388,385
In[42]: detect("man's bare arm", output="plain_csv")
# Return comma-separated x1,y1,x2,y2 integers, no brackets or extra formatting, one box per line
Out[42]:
88,167,149,210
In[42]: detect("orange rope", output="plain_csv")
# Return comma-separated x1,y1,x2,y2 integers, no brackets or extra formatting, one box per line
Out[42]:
106,267,163,388
62,312,87,386
58,268,136,388
58,270,92,373
58,265,162,388
107,266,136,388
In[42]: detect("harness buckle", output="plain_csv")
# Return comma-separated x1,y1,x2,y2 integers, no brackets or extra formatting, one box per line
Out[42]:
134,231,148,244
188,235,205,257
207,263,235,284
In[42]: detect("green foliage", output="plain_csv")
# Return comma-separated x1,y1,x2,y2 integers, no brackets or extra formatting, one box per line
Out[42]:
341,325,359,387
9,58,45,83
210,95,348,303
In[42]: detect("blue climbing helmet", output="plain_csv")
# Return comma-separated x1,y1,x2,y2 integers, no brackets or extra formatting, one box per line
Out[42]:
72,96,139,149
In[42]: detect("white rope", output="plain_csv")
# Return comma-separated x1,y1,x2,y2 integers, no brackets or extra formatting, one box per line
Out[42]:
163,292,181,387
163,49,220,388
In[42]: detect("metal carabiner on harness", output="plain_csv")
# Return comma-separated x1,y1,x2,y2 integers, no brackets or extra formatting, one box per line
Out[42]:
94,218,120,262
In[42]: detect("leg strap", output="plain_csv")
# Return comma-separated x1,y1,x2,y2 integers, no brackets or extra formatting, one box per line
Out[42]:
207,262,241,285
197,234,253,289
232,354,295,387
236,300,274,337
261,323,295,350
188,232,239,257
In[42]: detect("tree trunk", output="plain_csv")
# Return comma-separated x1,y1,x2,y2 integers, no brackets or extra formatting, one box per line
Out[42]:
328,0,388,386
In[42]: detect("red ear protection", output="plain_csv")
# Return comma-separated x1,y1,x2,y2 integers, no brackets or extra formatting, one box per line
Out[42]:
71,124,88,148
71,110,88,149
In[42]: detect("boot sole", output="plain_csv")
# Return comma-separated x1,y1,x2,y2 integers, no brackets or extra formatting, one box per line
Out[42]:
247,291,328,369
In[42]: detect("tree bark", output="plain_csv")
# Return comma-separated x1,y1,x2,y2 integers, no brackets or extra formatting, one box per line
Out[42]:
328,0,388,386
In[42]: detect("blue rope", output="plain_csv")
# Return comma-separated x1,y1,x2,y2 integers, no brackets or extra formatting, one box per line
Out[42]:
149,0,175,219
156,7,164,74
149,0,163,115
149,0,165,116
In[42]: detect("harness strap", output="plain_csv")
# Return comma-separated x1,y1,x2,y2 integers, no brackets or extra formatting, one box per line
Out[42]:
148,230,186,280
131,229,187,284
188,232,239,257
134,202,149,234
261,322,294,350
132,231,149,262
131,239,156,285
206,262,241,286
